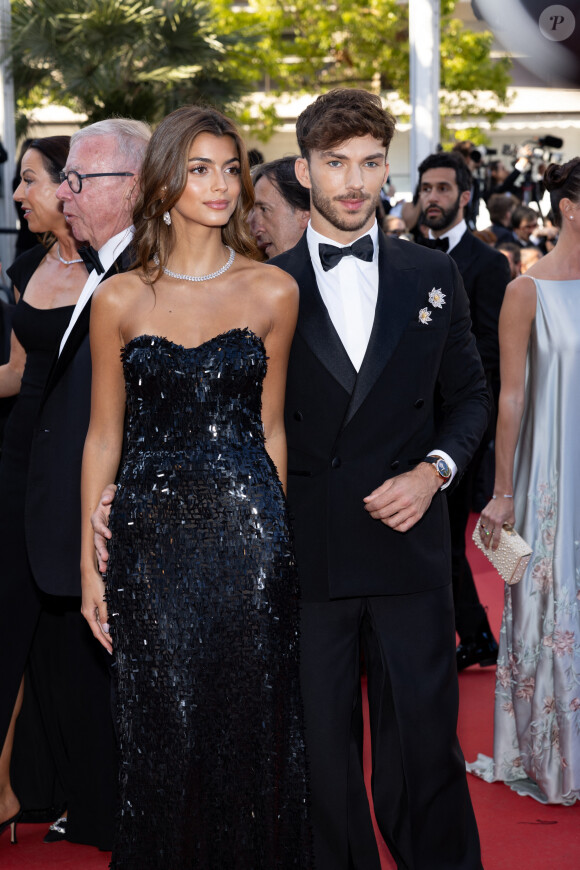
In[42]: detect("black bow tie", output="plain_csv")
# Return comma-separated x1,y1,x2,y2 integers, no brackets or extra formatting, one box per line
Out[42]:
419,236,450,253
78,245,105,275
318,235,374,272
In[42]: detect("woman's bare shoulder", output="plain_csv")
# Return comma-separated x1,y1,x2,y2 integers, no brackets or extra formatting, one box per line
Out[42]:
505,274,537,300
236,257,298,304
501,274,537,325
92,270,151,313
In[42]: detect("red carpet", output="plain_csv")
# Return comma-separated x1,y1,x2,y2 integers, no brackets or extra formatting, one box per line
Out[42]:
1,514,578,868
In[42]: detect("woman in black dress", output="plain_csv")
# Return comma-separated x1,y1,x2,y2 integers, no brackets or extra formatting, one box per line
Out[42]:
0,137,110,846
81,106,311,868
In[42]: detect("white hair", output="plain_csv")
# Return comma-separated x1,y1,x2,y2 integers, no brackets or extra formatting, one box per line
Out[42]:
71,118,152,171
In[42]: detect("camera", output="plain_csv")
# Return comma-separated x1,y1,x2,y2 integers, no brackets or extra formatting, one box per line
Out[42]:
469,146,497,165
502,136,564,165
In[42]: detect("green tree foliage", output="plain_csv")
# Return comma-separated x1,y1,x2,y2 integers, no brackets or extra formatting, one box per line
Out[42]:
8,0,511,142
8,0,262,131
247,0,512,140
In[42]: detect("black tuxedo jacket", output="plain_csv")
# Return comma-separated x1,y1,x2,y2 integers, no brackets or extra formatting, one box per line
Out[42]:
449,230,510,376
25,247,134,597
271,233,489,601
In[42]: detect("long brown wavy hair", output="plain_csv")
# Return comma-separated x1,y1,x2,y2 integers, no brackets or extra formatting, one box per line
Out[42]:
132,105,258,282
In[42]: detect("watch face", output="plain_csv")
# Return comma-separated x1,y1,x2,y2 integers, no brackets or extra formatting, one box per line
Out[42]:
436,458,451,479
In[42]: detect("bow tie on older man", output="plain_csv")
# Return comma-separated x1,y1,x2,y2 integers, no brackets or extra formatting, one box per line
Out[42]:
78,245,105,275
318,234,374,272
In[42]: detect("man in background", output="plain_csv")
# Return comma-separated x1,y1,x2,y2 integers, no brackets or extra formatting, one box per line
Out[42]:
417,150,510,671
248,156,310,258
496,240,522,279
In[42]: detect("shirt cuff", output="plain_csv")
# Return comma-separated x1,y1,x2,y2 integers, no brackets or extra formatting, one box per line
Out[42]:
427,449,457,490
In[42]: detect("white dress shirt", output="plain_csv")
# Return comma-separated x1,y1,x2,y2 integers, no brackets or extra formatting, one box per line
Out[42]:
428,218,466,254
58,226,134,355
306,221,379,372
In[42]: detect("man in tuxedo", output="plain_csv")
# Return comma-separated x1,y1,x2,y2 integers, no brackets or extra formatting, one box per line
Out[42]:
272,90,487,869
24,119,150,848
417,151,510,671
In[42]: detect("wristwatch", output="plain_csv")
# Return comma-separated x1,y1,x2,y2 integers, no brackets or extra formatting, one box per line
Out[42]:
421,455,452,484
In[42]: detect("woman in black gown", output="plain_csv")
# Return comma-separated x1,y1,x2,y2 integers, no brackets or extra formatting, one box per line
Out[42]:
0,136,82,838
81,106,311,868
0,137,115,848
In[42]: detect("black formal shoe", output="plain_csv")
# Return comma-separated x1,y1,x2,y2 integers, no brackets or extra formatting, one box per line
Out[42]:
0,809,22,844
43,815,67,844
456,625,499,671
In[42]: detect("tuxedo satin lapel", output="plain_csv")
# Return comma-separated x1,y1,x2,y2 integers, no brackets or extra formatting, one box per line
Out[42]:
342,235,422,428
285,237,357,394
41,297,92,405
40,253,129,405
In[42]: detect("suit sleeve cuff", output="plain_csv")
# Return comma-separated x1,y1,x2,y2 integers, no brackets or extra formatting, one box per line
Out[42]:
427,449,457,490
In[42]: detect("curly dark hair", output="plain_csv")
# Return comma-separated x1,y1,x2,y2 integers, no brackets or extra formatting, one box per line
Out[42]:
132,105,258,282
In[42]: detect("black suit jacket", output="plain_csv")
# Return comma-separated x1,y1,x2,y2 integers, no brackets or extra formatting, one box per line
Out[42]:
449,230,510,376
271,233,489,601
25,247,134,596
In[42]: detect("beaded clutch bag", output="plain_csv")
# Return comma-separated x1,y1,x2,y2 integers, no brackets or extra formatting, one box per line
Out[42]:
472,518,533,585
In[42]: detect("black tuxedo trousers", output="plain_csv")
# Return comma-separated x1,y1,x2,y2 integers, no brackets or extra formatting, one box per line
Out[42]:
272,234,487,869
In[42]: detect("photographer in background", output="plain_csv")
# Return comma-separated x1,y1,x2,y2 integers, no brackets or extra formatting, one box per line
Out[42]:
484,158,526,202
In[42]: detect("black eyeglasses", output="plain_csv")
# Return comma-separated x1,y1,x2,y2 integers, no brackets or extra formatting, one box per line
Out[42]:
59,170,134,194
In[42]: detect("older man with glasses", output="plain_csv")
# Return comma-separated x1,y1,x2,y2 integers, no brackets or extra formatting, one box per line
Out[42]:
22,118,150,849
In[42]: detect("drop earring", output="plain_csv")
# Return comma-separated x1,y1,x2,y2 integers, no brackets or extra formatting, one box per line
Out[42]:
163,211,171,226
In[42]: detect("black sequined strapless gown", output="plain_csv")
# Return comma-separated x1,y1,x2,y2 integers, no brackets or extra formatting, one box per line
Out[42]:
107,329,311,869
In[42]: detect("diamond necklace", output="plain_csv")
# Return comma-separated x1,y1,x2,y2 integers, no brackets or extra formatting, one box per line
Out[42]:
57,244,83,265
153,247,235,282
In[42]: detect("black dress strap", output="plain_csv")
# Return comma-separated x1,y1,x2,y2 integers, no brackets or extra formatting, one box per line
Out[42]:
6,244,49,298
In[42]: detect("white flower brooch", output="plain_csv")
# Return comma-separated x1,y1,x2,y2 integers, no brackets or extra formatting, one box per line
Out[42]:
428,287,446,308
418,287,446,325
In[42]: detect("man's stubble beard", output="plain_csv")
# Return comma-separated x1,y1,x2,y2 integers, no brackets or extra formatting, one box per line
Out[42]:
310,184,378,234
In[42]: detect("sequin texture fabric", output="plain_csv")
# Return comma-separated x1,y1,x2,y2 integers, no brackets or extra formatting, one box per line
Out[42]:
107,329,312,868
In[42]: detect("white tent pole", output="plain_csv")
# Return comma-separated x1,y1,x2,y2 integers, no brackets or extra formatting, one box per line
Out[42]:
409,0,440,191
